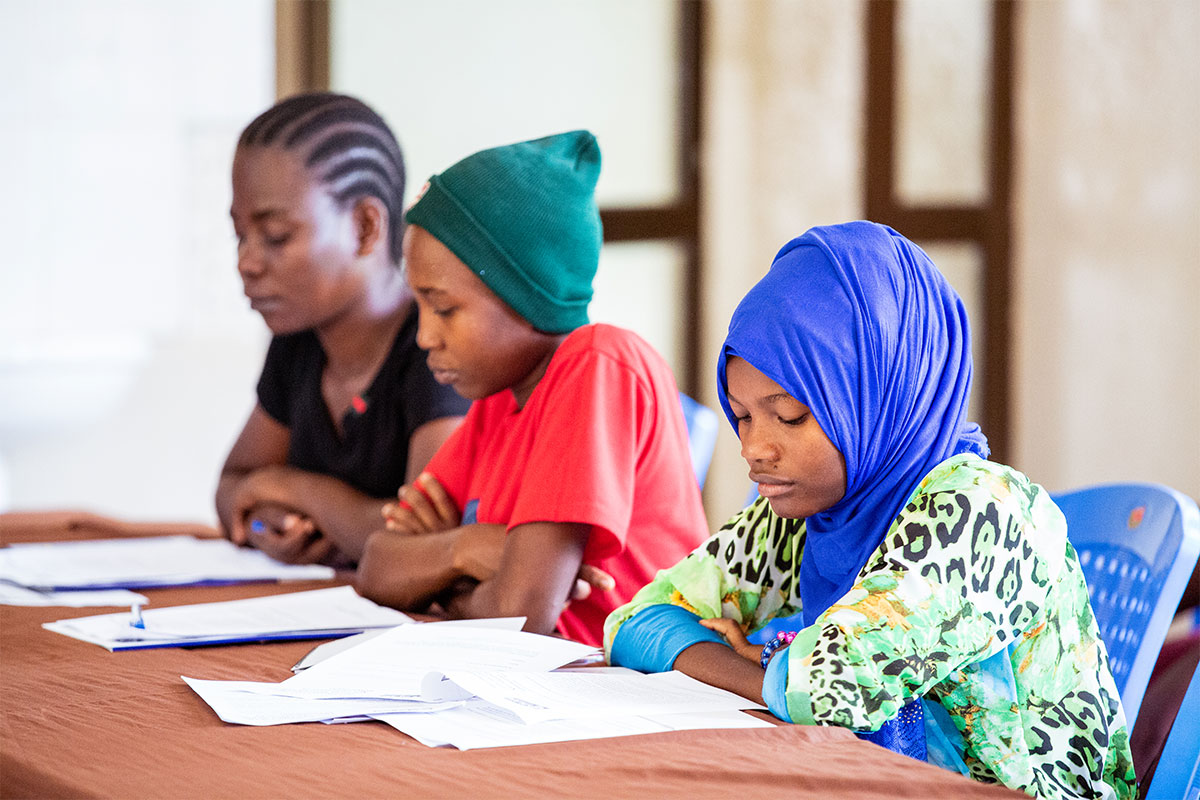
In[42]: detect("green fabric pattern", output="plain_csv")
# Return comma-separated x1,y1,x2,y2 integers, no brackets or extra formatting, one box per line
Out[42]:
604,454,1136,800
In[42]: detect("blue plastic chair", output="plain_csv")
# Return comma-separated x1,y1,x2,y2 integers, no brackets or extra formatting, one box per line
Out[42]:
679,393,720,489
1144,661,1200,800
1052,483,1200,725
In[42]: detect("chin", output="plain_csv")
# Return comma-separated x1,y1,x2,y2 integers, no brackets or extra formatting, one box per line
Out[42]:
257,310,305,336
765,496,813,520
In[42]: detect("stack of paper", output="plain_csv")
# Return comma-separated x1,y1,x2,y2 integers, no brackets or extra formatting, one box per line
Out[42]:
0,535,335,591
184,623,772,749
44,586,412,651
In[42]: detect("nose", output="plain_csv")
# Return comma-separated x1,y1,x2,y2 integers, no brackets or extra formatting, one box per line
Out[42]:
739,421,779,465
414,307,441,351
236,238,266,280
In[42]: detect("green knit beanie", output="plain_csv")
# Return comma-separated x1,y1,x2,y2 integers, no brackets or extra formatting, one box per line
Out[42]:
405,130,602,334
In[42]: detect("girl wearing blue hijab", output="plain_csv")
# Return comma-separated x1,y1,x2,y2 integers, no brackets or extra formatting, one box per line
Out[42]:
605,223,1135,799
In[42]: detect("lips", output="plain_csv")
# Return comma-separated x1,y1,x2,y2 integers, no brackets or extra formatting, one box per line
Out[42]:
426,362,458,385
749,472,794,498
246,295,281,313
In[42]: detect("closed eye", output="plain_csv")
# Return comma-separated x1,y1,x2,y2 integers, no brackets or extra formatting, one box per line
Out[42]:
780,413,808,426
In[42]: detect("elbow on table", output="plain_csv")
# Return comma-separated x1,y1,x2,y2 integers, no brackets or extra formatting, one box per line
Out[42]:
354,531,416,610
492,587,563,637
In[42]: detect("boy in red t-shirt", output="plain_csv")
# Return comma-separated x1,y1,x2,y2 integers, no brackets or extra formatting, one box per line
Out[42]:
355,130,708,645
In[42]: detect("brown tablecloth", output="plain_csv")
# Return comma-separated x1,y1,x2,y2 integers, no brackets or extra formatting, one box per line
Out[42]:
0,513,1024,799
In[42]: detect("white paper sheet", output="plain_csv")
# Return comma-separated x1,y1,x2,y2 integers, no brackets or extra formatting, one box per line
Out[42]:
290,617,528,672
436,668,764,724
281,624,598,699
180,677,462,726
43,586,411,651
372,699,772,750
0,581,147,607
0,535,334,589
180,621,773,750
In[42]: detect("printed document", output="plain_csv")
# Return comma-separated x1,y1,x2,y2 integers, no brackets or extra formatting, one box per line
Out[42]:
43,586,411,651
0,535,333,589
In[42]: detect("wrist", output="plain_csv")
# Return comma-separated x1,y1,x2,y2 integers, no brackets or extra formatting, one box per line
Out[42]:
759,631,797,670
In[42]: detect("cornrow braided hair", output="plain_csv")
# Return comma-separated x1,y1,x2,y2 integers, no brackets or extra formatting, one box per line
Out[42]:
239,92,407,263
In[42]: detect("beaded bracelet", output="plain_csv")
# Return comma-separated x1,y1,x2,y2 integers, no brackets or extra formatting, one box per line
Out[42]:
759,630,797,669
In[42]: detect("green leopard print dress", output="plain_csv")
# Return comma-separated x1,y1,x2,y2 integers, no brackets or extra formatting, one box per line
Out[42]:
604,454,1136,799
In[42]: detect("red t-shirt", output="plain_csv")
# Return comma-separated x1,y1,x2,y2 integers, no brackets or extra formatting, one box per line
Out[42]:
426,324,709,645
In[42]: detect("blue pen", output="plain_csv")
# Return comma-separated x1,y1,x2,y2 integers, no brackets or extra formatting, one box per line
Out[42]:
250,519,266,534
130,603,145,629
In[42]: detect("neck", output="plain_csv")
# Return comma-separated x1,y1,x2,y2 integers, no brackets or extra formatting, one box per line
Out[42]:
510,333,569,409
315,267,412,377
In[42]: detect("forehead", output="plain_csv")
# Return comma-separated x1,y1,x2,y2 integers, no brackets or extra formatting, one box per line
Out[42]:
404,226,493,299
231,146,315,208
726,357,804,406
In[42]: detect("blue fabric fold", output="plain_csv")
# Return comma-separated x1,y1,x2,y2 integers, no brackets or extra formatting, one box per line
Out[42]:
856,699,927,761
609,604,728,674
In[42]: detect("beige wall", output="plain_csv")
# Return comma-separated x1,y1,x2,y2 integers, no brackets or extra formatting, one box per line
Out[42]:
1013,0,1200,499
700,0,866,525
700,0,1200,528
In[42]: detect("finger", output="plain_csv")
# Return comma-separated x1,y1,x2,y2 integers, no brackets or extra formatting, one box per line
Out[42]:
578,564,615,592
699,617,744,643
229,517,249,545
282,513,315,536
297,533,334,565
245,523,277,555
273,525,318,563
414,473,459,527
398,483,440,530
381,502,414,529
569,577,592,603
381,506,422,535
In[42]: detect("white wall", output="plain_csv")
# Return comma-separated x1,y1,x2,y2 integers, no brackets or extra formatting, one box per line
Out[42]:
0,0,275,522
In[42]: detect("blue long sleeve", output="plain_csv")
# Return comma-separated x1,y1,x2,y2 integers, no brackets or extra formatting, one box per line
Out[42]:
608,604,729,673
762,642,792,721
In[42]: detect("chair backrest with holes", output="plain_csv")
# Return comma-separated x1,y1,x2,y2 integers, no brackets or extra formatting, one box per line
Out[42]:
1051,482,1200,725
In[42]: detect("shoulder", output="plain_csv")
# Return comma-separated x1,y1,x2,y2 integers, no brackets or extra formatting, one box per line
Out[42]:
894,454,1067,564
559,324,664,365
260,330,322,387
915,455,1057,524
549,324,672,387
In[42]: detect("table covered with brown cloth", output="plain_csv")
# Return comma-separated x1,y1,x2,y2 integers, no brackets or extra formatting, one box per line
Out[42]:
0,513,1024,799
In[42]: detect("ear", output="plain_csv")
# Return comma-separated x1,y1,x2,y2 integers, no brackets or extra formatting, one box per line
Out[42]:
351,196,388,258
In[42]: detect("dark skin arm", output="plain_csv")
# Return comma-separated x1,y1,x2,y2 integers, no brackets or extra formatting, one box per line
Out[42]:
374,472,614,602
677,616,777,705
444,521,590,635
356,519,590,636
216,404,461,563
356,523,504,611
672,641,768,706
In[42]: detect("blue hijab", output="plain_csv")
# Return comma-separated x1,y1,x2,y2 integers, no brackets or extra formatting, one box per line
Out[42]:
717,221,989,626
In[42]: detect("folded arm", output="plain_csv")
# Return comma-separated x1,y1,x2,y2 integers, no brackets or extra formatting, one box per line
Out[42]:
444,521,590,635
357,517,589,636
218,404,455,563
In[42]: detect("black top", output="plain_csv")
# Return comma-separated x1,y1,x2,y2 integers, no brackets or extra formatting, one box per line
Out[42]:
256,306,471,499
